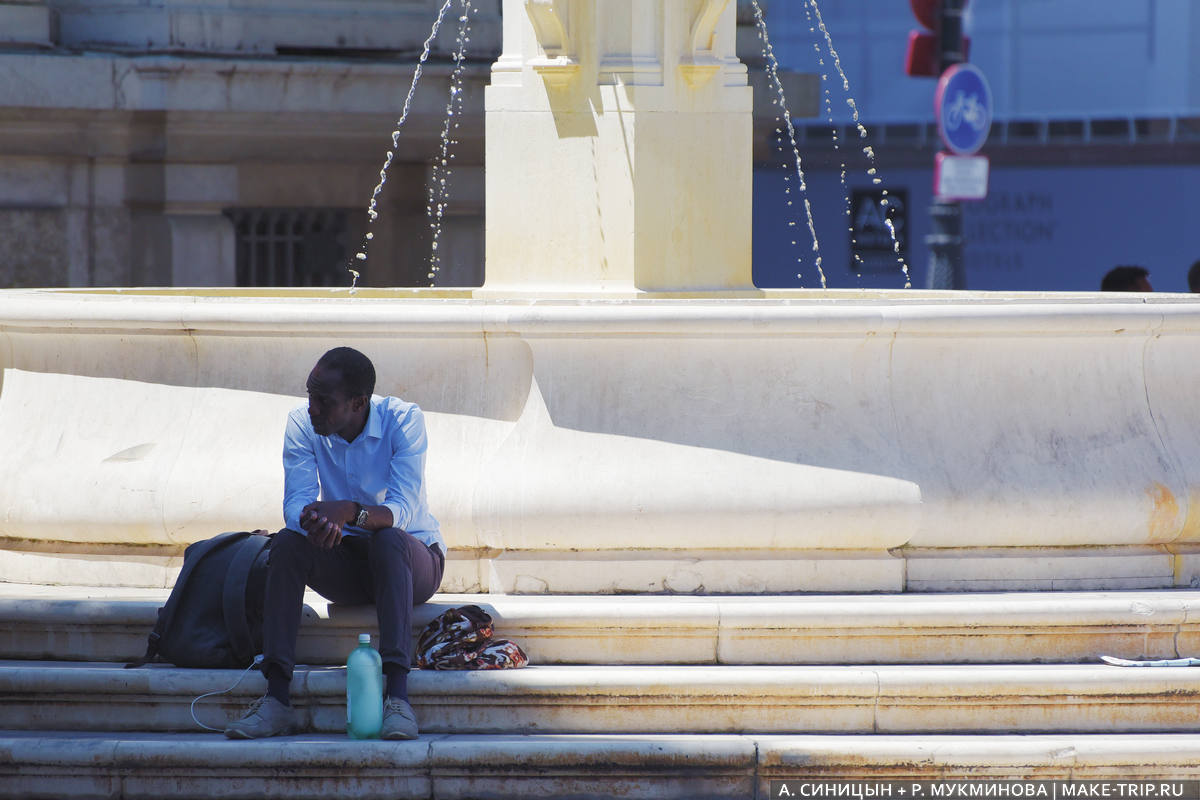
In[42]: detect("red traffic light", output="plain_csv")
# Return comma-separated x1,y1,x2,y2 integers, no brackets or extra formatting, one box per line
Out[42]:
910,0,939,30
905,30,938,77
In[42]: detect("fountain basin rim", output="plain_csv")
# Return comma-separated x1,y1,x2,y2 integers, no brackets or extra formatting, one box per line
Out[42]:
0,288,1195,336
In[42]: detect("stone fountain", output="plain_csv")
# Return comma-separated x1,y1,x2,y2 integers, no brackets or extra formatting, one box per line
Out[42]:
4,3,1200,796
0,0,1198,598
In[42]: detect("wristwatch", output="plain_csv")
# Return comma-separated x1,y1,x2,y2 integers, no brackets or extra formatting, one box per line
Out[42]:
354,503,369,528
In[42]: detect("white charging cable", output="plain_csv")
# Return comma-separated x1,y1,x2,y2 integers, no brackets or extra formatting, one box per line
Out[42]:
190,654,265,732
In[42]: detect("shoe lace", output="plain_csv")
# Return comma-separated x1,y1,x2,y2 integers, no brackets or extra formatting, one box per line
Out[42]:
240,696,267,719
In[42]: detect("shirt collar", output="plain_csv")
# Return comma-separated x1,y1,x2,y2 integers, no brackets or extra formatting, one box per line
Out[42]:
362,396,383,440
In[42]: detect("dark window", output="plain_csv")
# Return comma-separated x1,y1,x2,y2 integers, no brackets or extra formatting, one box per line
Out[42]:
225,208,349,287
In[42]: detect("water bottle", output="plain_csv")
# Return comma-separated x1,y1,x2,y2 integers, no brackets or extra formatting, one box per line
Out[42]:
346,633,383,739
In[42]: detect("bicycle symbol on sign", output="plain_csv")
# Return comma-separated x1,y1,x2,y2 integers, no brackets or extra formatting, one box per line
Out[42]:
946,90,988,132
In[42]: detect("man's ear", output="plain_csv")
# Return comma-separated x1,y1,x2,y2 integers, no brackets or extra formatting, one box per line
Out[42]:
351,395,369,413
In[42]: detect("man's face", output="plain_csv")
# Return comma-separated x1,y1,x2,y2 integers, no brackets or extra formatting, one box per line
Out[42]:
306,365,360,438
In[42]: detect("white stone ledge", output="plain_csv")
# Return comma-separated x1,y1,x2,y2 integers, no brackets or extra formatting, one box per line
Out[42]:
0,546,485,593
3,732,1200,799
8,588,1198,666
4,544,1191,595
1,289,1198,335
757,733,1200,778
5,661,1200,735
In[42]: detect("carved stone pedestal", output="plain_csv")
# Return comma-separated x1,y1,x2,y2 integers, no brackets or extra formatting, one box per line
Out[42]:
485,0,753,294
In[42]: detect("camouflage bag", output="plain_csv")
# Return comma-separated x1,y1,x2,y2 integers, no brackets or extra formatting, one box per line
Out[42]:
416,605,528,670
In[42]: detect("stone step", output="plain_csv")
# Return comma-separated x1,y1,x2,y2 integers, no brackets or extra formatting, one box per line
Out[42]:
0,545,477,597
7,542,1192,595
4,660,1200,736
4,584,1200,666
3,731,1200,799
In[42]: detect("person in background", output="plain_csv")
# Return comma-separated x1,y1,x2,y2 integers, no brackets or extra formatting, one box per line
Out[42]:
1187,260,1200,293
1100,265,1153,292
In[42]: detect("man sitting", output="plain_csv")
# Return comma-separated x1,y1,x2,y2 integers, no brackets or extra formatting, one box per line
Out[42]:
225,346,445,740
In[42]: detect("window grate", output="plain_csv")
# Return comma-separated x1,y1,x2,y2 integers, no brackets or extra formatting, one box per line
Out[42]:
225,208,349,287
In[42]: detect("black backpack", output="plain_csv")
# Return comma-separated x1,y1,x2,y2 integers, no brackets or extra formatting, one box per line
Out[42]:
127,530,272,669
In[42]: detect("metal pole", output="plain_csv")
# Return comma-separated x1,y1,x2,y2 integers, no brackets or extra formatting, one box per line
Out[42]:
925,0,966,290
926,201,964,290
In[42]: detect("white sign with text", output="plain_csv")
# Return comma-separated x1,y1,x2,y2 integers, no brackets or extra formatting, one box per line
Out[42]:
934,153,989,201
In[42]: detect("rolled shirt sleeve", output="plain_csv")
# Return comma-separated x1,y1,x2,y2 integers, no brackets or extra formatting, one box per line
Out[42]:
382,405,429,532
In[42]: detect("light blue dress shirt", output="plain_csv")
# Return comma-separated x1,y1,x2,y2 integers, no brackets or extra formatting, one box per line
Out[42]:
282,395,444,552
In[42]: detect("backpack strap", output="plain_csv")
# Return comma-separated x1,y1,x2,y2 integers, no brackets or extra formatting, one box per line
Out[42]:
222,533,271,666
125,531,249,668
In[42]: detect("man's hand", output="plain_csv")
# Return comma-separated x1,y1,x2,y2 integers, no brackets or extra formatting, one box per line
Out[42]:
300,501,356,549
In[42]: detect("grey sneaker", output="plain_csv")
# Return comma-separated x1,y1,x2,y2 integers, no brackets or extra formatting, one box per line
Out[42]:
224,696,299,739
381,697,419,740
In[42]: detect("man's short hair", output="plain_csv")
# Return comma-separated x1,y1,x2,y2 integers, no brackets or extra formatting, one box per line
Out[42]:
1189,260,1200,293
317,347,376,399
1100,265,1150,292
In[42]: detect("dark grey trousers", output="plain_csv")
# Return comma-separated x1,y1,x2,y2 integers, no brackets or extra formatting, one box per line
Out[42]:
262,527,444,680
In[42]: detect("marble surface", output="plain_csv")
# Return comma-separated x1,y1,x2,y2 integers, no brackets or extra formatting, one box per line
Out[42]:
3,291,1200,592
4,585,1200,666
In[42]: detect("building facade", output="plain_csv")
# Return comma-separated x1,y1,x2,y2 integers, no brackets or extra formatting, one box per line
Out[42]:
754,1,1200,292
0,0,812,290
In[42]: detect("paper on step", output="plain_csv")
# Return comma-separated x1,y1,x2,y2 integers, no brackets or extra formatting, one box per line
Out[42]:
1100,655,1200,667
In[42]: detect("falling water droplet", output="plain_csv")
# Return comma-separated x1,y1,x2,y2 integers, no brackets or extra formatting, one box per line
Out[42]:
349,0,460,291
752,0,826,289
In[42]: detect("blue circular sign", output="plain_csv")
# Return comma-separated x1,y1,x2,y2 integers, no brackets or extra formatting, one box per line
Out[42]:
935,63,992,155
